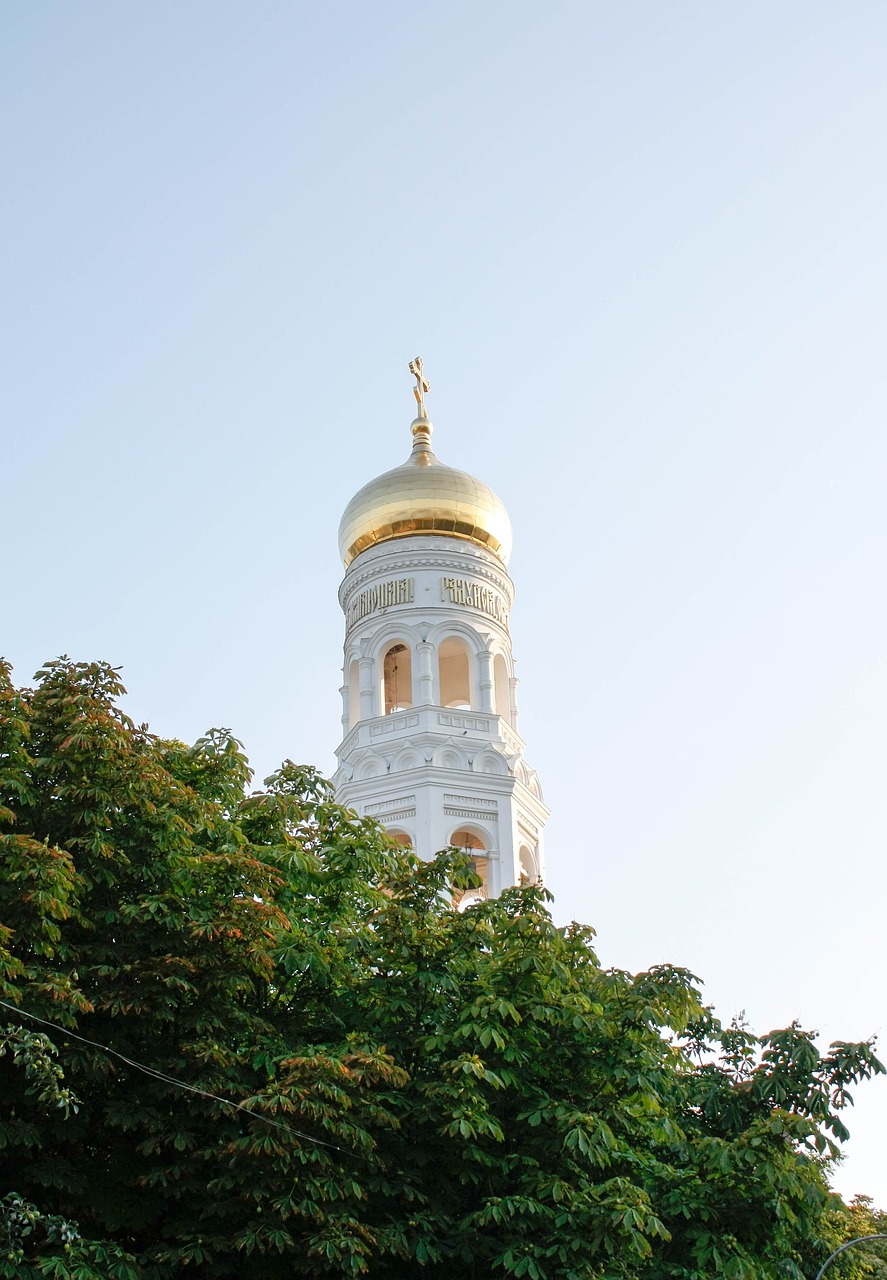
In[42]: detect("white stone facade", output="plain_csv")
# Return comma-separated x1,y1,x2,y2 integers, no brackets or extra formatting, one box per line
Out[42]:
333,534,548,894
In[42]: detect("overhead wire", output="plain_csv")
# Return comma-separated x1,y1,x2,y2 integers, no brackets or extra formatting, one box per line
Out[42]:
0,996,350,1154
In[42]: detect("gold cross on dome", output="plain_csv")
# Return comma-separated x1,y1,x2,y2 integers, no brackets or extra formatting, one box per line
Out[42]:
409,356,430,418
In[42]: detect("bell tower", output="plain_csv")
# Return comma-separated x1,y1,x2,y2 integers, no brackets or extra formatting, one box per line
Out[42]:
333,360,548,899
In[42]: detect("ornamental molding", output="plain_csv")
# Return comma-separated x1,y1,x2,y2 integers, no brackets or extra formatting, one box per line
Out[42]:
518,816,540,840
444,793,498,813
369,714,420,737
366,806,416,822
365,794,416,816
337,710,526,764
437,711,492,733
444,806,500,822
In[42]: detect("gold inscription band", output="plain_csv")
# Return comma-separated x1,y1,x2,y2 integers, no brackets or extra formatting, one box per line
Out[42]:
347,577,415,628
345,574,509,630
440,577,509,629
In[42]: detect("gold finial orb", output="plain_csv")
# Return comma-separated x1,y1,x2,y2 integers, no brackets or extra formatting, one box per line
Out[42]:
337,360,513,568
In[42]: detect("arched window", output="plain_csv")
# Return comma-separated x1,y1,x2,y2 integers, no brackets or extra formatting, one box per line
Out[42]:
450,828,490,903
383,643,412,714
348,659,360,731
388,829,413,848
450,829,486,853
439,636,471,709
493,653,511,725
519,845,539,884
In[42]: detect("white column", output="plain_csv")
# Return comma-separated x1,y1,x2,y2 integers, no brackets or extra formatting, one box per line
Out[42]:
416,639,434,705
358,656,375,719
509,677,520,733
478,650,494,713
487,849,502,897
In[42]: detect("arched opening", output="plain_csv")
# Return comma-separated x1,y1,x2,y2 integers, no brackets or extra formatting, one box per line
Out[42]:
439,636,471,709
493,653,511,725
383,642,412,714
388,829,413,848
519,845,539,884
348,659,360,731
450,829,486,853
450,827,490,904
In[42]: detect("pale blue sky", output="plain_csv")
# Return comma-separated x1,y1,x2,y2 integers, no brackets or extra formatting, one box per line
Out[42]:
3,2,886,1203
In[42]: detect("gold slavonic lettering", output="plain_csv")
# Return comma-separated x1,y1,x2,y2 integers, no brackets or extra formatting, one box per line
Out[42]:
440,577,509,629
347,578,414,628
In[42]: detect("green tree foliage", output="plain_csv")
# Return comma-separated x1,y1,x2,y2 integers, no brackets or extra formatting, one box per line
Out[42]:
821,1198,887,1279
0,657,883,1278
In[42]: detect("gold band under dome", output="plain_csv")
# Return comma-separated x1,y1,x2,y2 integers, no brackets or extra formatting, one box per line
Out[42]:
338,416,513,568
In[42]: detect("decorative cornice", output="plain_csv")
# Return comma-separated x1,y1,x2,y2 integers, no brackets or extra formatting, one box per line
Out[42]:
336,711,528,767
444,793,498,812
366,794,416,816
368,714,420,736
444,807,500,821
365,806,416,822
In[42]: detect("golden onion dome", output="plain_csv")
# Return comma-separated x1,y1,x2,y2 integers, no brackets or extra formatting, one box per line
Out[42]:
338,416,513,568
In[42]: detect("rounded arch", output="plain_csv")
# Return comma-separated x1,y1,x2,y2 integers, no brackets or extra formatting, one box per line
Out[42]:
519,844,540,883
438,634,472,709
488,642,514,672
391,746,420,773
456,891,484,912
381,640,413,714
357,754,386,780
387,828,413,849
424,621,493,713
426,617,489,655
367,618,422,661
365,623,422,717
449,825,491,905
432,742,469,771
448,826,488,851
343,640,365,669
474,749,508,776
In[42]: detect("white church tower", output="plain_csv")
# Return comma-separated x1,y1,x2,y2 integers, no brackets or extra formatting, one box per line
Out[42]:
333,359,548,898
